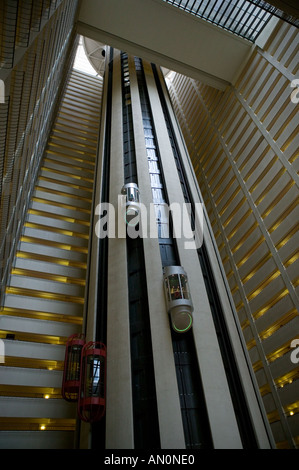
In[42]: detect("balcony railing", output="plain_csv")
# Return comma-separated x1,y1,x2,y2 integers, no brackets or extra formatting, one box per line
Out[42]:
162,0,289,42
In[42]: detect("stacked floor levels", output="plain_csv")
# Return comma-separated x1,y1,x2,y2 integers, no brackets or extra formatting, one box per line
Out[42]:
0,69,102,448
167,20,299,448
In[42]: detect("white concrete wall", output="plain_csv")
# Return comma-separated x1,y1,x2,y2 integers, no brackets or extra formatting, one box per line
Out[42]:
77,0,254,90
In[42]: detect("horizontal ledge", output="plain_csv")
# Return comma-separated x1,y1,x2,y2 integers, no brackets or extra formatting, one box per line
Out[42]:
11,268,86,286
0,329,68,346
20,235,89,253
5,287,85,304
16,251,87,269
0,417,76,431
77,21,231,91
0,384,62,399
0,356,64,371
0,307,83,324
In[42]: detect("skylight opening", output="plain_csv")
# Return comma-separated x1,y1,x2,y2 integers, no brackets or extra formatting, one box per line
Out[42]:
73,36,100,77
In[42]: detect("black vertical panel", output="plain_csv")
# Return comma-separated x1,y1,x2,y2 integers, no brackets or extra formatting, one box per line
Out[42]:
90,48,114,449
173,330,213,449
135,57,213,449
126,238,160,449
121,53,160,449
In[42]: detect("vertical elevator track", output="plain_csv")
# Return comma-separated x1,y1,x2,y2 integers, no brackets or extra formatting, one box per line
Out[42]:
0,70,103,449
90,48,114,450
121,52,160,449
151,64,258,449
134,58,213,449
